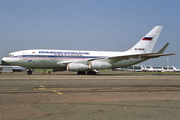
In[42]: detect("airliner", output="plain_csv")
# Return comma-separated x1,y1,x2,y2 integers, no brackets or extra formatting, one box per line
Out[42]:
134,65,145,72
2,26,175,75
144,66,154,72
139,65,148,72
138,65,165,72
149,66,162,72
172,66,180,72
161,67,173,72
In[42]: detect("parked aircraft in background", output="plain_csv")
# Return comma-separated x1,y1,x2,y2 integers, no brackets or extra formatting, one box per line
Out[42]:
139,65,147,72
141,66,174,72
134,65,146,72
143,66,155,72
149,66,162,72
2,26,175,75
12,66,26,71
161,67,173,72
172,66,180,72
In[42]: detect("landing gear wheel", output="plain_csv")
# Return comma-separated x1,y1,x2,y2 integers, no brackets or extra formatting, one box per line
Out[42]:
27,69,32,75
87,71,97,75
77,71,86,75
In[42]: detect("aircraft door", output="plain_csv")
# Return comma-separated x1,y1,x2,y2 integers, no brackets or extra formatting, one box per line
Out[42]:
51,54,56,60
22,52,27,60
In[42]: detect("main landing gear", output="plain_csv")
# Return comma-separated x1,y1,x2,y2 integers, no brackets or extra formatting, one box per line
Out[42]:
27,69,32,75
77,70,99,75
77,71,86,75
87,71,97,75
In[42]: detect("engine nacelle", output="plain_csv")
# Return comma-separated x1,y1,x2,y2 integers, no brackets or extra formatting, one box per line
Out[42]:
67,63,89,71
89,61,112,70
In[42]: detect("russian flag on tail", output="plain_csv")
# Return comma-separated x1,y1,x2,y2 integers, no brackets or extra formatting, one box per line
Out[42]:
142,37,153,41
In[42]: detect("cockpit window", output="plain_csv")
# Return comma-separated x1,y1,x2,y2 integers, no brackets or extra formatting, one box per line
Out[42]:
6,54,14,57
10,54,14,57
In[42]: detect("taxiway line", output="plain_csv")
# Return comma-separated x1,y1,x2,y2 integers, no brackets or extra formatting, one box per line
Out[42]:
0,89,18,91
34,85,63,95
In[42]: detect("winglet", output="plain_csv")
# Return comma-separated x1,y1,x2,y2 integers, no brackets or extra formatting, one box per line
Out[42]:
156,43,169,54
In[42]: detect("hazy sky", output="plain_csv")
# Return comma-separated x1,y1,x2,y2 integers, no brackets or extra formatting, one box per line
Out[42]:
0,0,179,67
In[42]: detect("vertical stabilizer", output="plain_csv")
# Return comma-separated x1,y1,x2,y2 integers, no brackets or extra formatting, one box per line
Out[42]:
161,67,165,72
172,66,176,70
128,26,163,53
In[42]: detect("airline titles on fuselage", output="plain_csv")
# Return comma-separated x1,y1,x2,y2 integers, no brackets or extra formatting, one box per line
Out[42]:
39,51,90,56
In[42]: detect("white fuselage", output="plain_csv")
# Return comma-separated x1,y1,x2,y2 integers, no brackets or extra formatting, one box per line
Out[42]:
2,49,147,71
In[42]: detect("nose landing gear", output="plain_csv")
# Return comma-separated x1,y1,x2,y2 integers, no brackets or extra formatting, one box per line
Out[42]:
27,69,32,75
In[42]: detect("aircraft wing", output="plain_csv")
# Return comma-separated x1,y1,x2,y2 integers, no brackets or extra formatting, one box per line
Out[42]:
109,53,176,59
58,52,176,65
106,53,176,63
57,42,176,65
144,53,176,58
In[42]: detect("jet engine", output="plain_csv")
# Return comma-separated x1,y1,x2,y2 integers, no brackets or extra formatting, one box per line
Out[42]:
67,63,89,71
89,61,112,70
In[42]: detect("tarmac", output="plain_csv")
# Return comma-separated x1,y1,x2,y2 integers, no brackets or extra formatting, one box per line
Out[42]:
0,71,180,120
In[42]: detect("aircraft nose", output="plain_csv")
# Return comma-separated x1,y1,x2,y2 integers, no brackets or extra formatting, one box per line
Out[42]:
2,56,20,66
2,57,10,63
2,57,6,62
2,57,5,61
